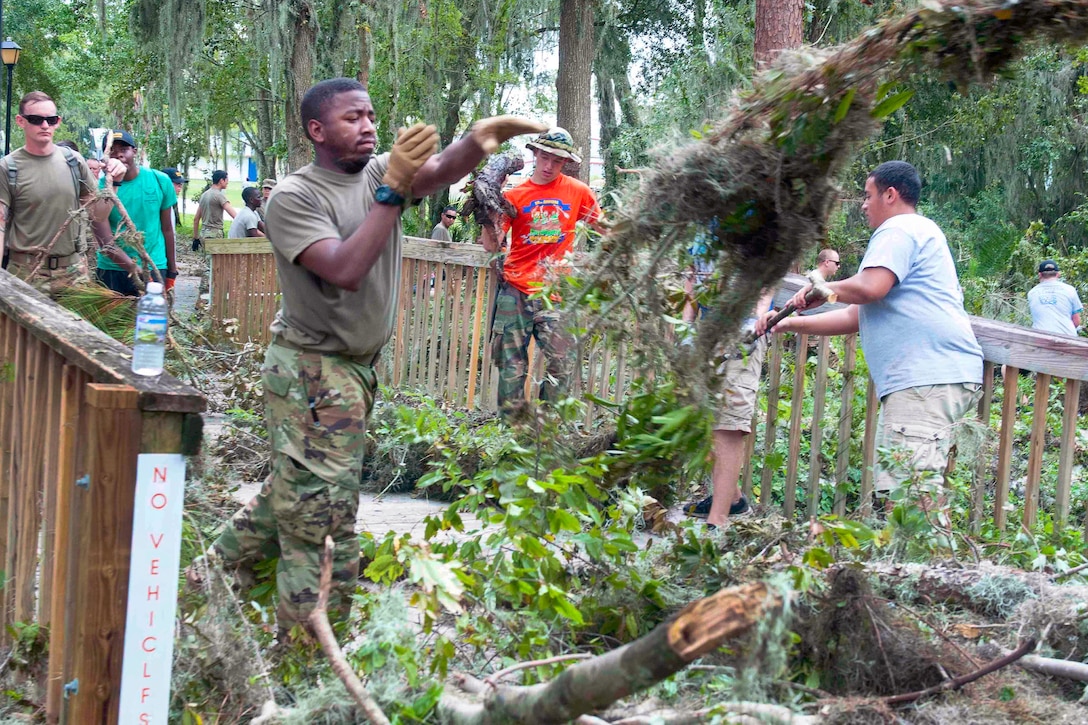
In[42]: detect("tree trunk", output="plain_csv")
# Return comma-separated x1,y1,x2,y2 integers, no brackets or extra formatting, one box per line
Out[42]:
431,66,470,226
557,0,595,184
595,70,617,194
357,1,374,86
754,0,803,67
285,0,317,172
257,83,277,179
439,582,781,725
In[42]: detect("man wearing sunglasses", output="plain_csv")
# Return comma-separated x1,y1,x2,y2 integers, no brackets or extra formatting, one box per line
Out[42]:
430,205,458,241
0,91,120,298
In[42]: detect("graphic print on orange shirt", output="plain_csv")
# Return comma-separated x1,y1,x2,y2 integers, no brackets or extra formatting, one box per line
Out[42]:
523,197,570,245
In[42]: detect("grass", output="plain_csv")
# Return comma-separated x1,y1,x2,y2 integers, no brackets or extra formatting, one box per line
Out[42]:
176,180,260,237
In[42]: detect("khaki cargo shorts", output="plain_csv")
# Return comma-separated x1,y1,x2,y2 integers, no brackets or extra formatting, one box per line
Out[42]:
874,382,982,492
714,336,767,433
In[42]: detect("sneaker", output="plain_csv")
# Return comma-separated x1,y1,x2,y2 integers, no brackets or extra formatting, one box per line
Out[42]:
682,495,750,518
191,237,203,252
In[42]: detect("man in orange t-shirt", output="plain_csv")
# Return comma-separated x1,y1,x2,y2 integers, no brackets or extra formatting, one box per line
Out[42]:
480,127,601,417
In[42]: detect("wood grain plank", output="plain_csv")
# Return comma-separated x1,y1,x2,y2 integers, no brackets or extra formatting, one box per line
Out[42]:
834,334,857,516
994,367,1019,531
807,336,830,518
1022,373,1051,528
759,334,784,506
859,377,879,518
1056,378,1080,531
784,334,808,519
467,268,486,408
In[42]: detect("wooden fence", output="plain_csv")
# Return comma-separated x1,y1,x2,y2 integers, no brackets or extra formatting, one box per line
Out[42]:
0,271,204,724
208,238,1088,532
206,238,279,345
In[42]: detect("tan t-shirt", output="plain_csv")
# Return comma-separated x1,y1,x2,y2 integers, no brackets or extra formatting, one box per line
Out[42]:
266,154,401,357
197,187,229,236
0,147,94,256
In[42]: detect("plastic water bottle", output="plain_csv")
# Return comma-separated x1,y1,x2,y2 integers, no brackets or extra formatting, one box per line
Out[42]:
132,282,168,376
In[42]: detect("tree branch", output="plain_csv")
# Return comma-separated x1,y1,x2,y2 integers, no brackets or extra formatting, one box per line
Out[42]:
884,638,1036,705
310,536,391,725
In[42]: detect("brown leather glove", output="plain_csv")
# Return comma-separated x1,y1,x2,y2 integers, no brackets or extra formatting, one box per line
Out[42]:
471,116,548,154
382,123,439,197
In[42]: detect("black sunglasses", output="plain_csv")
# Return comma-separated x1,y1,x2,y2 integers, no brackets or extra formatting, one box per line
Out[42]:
21,114,61,127
443,213,457,219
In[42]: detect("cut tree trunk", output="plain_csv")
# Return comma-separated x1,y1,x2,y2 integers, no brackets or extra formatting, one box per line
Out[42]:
439,582,782,725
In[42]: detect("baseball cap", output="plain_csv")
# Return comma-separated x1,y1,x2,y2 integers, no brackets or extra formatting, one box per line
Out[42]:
261,178,277,190
161,167,187,184
102,129,137,150
526,127,582,164
1038,259,1060,273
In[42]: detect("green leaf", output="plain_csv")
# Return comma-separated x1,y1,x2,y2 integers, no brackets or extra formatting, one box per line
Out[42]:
833,88,856,123
871,90,915,119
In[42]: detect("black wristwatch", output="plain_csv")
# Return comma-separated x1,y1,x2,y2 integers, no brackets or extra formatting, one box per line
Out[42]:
374,184,406,207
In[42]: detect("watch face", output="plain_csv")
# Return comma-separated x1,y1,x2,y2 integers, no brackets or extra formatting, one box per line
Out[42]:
375,185,404,205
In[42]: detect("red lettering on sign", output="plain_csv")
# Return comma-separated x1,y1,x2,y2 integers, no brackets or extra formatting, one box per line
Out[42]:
147,585,159,601
149,559,160,576
140,713,150,724
143,661,151,678
142,636,156,653
149,532,163,548
140,686,151,703
153,467,167,484
148,610,155,627
150,492,167,510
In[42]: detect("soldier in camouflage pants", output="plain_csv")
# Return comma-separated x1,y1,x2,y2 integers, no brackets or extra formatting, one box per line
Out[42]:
213,344,376,633
492,282,575,413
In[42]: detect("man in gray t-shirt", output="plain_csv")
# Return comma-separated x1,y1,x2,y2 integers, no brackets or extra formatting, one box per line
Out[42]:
192,169,237,250
228,187,265,238
1028,259,1082,336
430,204,458,241
779,161,983,500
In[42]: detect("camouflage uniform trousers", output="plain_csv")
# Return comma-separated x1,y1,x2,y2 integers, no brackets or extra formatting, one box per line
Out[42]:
8,256,89,300
213,342,377,633
491,281,575,414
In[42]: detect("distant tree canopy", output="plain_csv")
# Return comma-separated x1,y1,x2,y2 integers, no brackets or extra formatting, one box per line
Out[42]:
5,0,1088,260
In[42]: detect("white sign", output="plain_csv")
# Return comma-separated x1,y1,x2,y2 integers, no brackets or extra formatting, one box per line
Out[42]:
118,454,186,725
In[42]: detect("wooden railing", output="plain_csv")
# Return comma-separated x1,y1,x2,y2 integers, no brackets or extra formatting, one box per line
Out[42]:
206,238,279,345
207,238,1087,532
0,272,204,724
750,275,1088,533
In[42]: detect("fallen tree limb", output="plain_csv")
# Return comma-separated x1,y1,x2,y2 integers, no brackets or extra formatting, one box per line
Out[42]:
310,536,391,725
439,582,782,725
884,638,1035,705
610,702,819,725
979,642,1088,683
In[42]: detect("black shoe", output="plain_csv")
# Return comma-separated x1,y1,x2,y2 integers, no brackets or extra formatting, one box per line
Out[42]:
191,237,203,252
683,495,750,518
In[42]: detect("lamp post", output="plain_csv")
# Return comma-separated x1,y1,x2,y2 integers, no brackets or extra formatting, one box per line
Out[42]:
2,38,19,155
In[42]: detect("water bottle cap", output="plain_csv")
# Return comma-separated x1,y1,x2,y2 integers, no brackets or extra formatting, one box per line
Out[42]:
146,282,164,295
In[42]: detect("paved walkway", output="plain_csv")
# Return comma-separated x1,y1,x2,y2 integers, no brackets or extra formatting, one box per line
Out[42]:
231,481,487,540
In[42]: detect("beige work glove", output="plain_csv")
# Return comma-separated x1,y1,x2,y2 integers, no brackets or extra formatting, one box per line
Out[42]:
382,123,439,196
471,116,548,154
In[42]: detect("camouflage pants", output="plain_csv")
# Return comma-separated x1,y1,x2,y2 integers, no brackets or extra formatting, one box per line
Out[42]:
491,282,574,414
8,257,89,299
214,342,377,632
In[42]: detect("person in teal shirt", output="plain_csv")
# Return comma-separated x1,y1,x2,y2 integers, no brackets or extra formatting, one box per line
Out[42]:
96,130,178,296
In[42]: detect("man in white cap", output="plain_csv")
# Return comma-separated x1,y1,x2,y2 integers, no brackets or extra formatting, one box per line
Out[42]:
480,127,601,417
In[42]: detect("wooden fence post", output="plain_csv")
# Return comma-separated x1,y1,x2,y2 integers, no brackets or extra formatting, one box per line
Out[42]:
994,367,1019,531
67,384,142,725
784,334,808,518
1056,378,1081,530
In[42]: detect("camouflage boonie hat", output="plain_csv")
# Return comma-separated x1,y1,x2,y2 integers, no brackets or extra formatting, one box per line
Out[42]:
526,127,581,164
262,178,277,190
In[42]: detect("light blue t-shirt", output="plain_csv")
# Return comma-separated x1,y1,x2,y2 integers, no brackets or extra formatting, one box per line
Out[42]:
1028,278,1082,336
857,213,983,399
